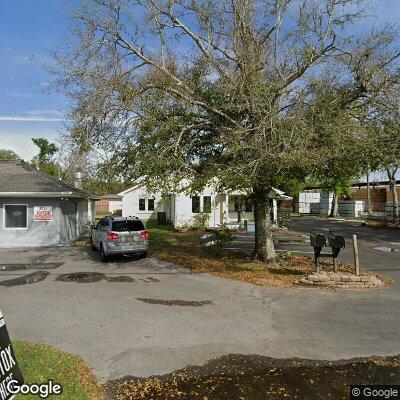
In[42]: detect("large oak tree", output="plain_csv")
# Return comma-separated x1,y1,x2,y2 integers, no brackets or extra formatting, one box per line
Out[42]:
56,0,399,262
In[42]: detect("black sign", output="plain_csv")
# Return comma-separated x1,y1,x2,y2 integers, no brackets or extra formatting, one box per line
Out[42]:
0,310,23,400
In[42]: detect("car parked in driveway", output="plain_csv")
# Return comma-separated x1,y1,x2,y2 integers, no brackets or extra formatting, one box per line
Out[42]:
91,216,149,261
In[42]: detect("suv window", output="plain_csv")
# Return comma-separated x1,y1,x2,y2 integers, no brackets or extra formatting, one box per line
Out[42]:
96,219,108,230
112,220,145,232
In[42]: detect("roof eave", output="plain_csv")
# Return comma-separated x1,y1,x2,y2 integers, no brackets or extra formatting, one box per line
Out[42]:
0,192,100,200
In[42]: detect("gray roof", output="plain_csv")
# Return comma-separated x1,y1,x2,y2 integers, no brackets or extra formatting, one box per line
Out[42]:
100,194,122,200
0,160,97,198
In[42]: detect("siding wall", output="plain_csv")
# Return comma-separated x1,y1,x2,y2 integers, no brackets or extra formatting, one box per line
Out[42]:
96,199,110,213
338,200,365,218
0,197,94,247
121,188,168,221
318,193,334,216
351,187,387,211
0,197,62,247
173,187,222,228
297,192,321,213
95,199,122,213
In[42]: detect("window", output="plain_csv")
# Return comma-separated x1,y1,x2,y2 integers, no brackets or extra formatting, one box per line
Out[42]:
4,205,27,228
191,196,200,213
203,196,212,213
96,218,108,230
148,198,155,211
112,220,145,232
139,198,146,211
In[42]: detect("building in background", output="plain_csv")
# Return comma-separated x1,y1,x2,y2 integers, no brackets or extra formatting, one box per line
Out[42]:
296,180,400,218
0,160,98,247
95,194,122,215
119,182,292,229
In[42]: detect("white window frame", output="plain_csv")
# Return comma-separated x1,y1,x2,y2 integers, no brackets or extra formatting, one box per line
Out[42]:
3,203,29,230
138,198,146,211
148,198,155,211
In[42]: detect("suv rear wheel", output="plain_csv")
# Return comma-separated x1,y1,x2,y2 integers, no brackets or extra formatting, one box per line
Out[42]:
100,243,109,262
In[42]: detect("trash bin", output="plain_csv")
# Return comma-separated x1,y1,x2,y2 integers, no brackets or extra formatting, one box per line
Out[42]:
157,212,167,225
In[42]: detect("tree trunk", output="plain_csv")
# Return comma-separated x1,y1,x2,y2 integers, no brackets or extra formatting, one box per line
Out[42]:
253,187,276,264
366,167,372,214
329,191,339,218
393,187,399,224
387,169,398,224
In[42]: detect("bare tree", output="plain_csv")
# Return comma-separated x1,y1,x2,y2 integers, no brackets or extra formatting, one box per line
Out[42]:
56,0,399,262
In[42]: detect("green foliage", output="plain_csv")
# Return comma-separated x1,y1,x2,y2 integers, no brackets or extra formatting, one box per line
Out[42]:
277,209,292,228
193,212,210,229
31,137,59,177
32,138,58,162
210,229,232,247
369,88,400,172
305,80,364,197
0,148,21,160
56,0,400,260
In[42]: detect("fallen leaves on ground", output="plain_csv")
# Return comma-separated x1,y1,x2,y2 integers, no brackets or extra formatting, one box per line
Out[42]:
104,354,400,400
149,227,385,288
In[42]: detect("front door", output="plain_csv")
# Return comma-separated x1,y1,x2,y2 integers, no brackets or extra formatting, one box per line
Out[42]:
60,198,77,243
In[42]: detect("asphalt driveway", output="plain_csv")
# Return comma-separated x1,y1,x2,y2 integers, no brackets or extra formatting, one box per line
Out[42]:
0,224,399,383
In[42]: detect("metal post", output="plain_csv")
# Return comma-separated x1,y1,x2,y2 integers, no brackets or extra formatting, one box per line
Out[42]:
352,234,360,275
314,251,320,274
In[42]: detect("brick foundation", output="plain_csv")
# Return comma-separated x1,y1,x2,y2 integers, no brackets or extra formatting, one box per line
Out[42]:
295,271,384,289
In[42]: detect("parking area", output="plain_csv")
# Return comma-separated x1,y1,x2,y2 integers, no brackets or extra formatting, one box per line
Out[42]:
0,220,399,383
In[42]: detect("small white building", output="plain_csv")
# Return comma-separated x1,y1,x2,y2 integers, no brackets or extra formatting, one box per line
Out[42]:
297,190,365,218
118,182,291,229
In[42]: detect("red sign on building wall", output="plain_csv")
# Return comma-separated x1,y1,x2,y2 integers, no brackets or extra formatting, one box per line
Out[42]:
33,206,53,222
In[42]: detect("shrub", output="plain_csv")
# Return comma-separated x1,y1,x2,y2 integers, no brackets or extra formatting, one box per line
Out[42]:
193,212,210,229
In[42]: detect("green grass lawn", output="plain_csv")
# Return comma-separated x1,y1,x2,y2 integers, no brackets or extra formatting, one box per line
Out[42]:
13,341,103,400
146,222,188,251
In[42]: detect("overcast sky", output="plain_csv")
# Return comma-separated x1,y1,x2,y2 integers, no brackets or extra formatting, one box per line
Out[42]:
0,0,399,181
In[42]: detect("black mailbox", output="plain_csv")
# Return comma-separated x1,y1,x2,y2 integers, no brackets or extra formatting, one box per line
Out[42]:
328,231,345,249
310,230,344,273
310,232,326,248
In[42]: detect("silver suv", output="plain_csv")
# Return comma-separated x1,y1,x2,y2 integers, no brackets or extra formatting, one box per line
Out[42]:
91,216,149,261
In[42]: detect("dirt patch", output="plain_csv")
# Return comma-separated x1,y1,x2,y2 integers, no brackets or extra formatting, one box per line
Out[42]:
56,272,106,283
136,298,212,307
0,263,63,271
104,353,400,400
105,276,136,282
0,271,49,286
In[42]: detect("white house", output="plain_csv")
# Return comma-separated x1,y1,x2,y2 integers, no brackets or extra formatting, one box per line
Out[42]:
118,182,292,229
